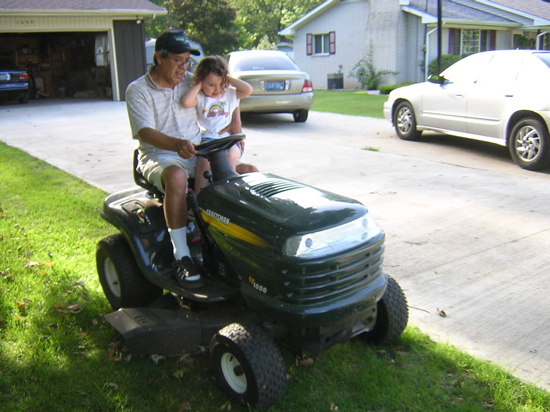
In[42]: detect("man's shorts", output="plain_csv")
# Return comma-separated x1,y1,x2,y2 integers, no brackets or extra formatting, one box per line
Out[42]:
137,152,197,193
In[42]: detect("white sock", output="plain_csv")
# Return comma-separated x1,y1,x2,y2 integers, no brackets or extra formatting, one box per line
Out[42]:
168,227,190,260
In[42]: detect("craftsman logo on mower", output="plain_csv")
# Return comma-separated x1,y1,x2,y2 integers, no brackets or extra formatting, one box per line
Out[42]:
206,209,230,225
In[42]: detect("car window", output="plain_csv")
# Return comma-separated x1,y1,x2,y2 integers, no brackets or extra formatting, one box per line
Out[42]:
440,52,492,84
533,52,550,69
229,54,299,72
516,53,550,86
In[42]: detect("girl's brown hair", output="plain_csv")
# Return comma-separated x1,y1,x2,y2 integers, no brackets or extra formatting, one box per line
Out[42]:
193,56,229,93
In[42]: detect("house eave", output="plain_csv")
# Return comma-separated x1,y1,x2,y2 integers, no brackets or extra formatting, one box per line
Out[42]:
432,19,520,28
0,9,167,18
279,0,340,36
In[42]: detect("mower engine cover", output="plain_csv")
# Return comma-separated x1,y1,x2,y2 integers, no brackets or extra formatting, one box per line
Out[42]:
198,172,387,327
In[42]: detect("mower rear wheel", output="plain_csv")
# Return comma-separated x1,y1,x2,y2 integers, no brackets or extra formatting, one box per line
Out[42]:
210,323,286,409
96,233,162,310
361,275,408,345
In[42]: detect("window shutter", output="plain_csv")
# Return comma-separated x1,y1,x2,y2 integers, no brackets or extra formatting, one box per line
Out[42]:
490,30,496,50
307,33,312,55
448,29,456,55
329,31,336,54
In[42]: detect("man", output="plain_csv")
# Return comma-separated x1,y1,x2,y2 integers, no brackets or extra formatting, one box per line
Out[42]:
126,29,254,289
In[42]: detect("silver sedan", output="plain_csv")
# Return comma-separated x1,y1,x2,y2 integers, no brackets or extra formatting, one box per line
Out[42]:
225,50,314,122
384,50,550,170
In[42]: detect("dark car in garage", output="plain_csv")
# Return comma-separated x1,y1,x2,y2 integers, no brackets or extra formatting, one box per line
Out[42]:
0,57,31,104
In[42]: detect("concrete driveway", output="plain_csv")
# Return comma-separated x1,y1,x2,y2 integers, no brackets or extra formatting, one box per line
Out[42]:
1,98,550,390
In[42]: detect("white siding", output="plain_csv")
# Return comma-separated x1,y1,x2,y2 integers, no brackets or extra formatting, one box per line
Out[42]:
293,0,369,89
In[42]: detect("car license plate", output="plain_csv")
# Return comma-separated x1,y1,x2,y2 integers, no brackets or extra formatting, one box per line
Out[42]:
266,81,284,91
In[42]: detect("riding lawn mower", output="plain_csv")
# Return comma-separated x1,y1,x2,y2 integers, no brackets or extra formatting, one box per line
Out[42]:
96,135,408,408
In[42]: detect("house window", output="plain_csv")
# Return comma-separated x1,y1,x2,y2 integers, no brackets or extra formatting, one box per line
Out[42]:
449,29,495,55
315,34,330,54
307,31,335,55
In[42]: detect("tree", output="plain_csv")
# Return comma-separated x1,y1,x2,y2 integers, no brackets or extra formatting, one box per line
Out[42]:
233,0,323,49
253,35,278,50
144,0,175,40
163,0,240,55
143,0,323,52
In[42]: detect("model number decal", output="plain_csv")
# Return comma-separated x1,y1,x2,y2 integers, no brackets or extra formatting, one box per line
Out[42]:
206,209,230,225
249,276,267,294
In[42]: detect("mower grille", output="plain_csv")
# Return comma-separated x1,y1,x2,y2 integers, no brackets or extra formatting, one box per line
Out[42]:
249,179,304,197
280,241,384,305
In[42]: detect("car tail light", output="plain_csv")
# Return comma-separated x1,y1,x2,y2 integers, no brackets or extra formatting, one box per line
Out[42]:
302,79,313,93
19,73,30,81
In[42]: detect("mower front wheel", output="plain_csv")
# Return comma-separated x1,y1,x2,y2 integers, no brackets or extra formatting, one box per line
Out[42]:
361,275,408,345
210,323,286,409
96,233,162,310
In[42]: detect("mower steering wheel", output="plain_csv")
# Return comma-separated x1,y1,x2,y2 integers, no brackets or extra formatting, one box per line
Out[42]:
195,134,245,158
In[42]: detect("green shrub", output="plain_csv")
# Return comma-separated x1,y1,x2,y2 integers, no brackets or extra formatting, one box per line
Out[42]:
379,82,416,95
428,54,465,76
349,44,397,90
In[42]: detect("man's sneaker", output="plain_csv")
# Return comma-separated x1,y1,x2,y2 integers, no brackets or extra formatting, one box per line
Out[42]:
173,256,205,289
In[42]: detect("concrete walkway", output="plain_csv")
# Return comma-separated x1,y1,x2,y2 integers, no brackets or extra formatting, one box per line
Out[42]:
1,98,549,391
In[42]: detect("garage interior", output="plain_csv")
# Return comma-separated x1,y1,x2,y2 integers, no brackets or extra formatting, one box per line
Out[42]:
0,32,112,99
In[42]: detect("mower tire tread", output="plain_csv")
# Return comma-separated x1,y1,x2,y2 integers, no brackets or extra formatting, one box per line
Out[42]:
96,233,162,310
210,323,286,409
361,275,408,345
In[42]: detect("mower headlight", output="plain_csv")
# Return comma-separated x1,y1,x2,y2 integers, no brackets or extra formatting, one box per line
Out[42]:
284,213,382,258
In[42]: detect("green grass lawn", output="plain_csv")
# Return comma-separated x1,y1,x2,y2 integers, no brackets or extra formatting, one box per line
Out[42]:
312,89,387,118
1,142,550,411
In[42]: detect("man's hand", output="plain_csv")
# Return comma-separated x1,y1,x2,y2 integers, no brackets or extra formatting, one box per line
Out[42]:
175,139,197,159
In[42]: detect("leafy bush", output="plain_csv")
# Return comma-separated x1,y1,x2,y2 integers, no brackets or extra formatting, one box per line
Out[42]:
349,58,397,90
379,82,416,95
349,45,397,90
428,54,465,76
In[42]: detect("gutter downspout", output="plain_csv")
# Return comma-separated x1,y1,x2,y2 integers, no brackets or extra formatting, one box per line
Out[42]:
537,31,550,50
425,27,437,79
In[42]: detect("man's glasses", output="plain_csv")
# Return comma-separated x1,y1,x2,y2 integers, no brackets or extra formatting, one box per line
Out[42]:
172,57,190,67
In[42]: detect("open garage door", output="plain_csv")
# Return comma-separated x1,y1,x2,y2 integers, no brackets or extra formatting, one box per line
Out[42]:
0,32,112,100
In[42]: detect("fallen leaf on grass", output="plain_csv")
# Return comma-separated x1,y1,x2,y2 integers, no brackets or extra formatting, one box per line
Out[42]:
53,304,66,314
178,353,194,364
108,341,131,362
106,382,119,391
150,354,165,364
67,303,84,313
296,354,315,366
173,369,185,379
23,262,41,269
220,401,232,410
330,403,340,411
177,402,192,412
481,400,495,409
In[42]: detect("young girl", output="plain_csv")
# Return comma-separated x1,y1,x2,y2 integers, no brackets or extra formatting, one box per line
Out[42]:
181,56,253,193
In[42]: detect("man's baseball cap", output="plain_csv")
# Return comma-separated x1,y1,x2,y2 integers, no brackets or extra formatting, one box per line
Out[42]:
155,29,200,56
